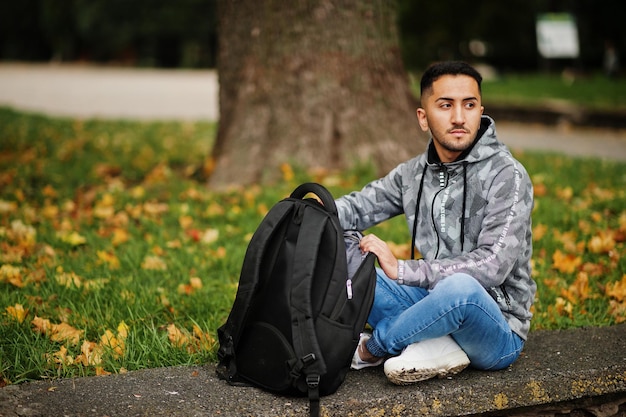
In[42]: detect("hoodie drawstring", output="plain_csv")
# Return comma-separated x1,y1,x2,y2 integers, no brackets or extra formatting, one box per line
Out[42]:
412,161,469,259
411,164,428,260
460,161,468,252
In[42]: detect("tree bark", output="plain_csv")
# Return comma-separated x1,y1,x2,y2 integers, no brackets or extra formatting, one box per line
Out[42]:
209,0,426,187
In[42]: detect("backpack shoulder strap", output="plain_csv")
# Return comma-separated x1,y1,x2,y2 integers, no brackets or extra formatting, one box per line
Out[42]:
288,183,338,417
289,204,328,417
290,182,337,215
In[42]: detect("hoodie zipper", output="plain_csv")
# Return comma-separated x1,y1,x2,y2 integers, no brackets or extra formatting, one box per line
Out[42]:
500,285,512,309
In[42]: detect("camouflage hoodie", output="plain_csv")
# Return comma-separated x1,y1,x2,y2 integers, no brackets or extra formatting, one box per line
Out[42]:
336,116,536,340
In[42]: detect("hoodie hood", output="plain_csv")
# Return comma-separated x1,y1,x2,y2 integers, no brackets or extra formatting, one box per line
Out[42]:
426,115,503,166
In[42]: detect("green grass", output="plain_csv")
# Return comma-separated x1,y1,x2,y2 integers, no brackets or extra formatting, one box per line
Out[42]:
411,71,626,112
1,107,625,385
483,73,626,112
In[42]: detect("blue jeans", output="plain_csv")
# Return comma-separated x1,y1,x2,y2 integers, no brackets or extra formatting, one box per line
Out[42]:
365,270,524,370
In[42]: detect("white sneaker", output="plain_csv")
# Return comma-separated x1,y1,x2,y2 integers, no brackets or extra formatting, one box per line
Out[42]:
350,333,385,370
383,335,470,385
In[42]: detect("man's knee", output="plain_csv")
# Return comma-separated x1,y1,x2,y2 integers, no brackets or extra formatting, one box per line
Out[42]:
435,273,484,297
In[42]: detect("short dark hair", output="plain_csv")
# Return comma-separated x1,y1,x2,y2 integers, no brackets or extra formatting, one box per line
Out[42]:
420,61,483,98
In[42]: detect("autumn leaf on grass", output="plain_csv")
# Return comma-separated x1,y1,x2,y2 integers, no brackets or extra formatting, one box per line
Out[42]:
42,185,57,198
560,271,595,304
111,228,130,246
208,246,227,259
141,255,167,271
178,277,202,295
280,163,294,182
608,300,626,324
553,231,581,253
55,270,83,288
0,264,24,287
100,330,124,358
74,322,129,368
552,249,582,274
7,220,36,247
605,275,626,302
0,199,18,214
96,250,120,270
57,230,87,247
554,297,573,318
587,184,616,201
32,316,83,345
587,230,616,254
179,215,194,230
201,228,219,244
532,224,548,241
167,323,187,349
192,324,215,351
204,202,225,217
48,346,74,366
604,275,626,323
555,186,573,202
167,323,214,353
40,201,59,220
143,163,172,185
188,228,219,244
95,367,112,376
75,340,102,366
530,173,546,194
6,304,28,323
93,193,115,219
0,242,25,263
143,201,169,218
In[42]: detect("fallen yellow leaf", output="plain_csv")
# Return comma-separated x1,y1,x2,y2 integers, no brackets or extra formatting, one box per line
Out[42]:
587,230,616,254
552,249,582,274
111,228,130,246
0,264,24,287
96,250,121,270
167,323,188,348
141,255,167,271
57,231,87,246
605,275,626,302
6,304,28,323
32,316,83,345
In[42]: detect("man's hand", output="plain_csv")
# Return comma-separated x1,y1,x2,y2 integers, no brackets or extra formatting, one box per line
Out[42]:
359,233,399,280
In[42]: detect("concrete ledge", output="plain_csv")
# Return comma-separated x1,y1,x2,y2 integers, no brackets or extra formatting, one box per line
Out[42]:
2,324,625,417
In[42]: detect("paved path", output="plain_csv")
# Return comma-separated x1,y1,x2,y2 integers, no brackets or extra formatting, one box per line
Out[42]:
0,63,218,122
1,63,625,161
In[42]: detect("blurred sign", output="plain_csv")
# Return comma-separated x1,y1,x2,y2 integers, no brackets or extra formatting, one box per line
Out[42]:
536,13,579,58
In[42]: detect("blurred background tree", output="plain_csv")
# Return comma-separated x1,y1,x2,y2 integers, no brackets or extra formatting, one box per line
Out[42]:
209,0,424,186
0,0,624,73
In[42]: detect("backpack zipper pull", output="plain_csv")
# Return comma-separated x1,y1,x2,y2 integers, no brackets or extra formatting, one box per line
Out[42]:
346,279,353,300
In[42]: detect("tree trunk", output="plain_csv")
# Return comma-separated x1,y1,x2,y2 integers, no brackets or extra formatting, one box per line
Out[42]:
209,0,426,187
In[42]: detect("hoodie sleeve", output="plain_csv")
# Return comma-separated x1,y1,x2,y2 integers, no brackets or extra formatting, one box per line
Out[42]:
399,160,534,290
335,162,408,231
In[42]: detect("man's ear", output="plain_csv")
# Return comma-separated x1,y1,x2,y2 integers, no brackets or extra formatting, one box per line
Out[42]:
416,108,429,132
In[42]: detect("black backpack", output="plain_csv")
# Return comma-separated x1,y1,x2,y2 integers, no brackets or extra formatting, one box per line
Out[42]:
216,182,376,417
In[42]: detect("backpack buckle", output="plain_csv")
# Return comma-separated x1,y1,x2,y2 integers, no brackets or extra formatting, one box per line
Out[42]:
306,374,320,389
301,353,316,366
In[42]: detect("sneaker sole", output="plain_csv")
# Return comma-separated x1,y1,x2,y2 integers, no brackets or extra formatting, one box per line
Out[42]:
384,352,470,386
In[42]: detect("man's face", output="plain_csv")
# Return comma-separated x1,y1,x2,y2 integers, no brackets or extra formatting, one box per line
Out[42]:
416,74,484,163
